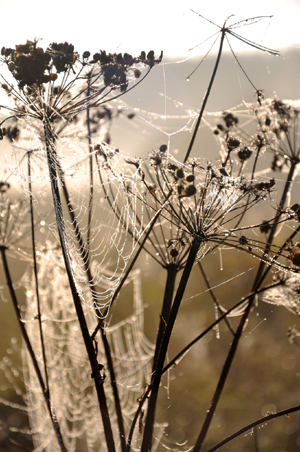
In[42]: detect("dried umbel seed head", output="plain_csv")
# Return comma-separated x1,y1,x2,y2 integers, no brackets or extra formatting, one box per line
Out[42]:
273,99,290,118
238,146,252,162
82,51,90,59
170,249,179,258
290,204,300,221
175,168,184,179
260,220,271,234
254,178,275,191
5,125,19,142
265,116,271,126
0,181,10,193
186,174,195,183
159,144,167,153
287,242,300,266
238,235,248,245
227,137,240,151
179,184,196,197
223,112,238,128
0,128,7,140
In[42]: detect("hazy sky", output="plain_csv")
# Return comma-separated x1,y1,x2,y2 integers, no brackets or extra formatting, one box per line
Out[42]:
0,0,299,56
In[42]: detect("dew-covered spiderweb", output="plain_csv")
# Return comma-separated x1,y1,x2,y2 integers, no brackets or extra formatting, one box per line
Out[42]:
1,41,300,452
20,248,165,452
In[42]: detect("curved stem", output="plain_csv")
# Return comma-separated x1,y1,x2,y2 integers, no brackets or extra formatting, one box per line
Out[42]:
44,119,116,452
0,247,66,452
192,160,298,452
206,404,300,452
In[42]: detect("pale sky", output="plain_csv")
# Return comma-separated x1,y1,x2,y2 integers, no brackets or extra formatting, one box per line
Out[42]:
0,0,299,57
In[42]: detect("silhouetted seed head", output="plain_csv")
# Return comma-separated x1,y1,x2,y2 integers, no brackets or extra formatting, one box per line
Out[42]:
290,204,300,221
159,144,167,153
0,128,7,139
219,167,229,177
170,249,179,258
260,220,271,234
180,184,196,197
238,146,252,162
238,235,248,245
255,178,275,192
287,242,300,266
82,51,90,59
5,125,19,142
186,174,195,183
265,116,271,126
227,137,240,151
223,112,238,128
175,168,184,179
0,181,10,193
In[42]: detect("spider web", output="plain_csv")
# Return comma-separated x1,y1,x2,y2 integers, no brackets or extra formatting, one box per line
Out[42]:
21,248,165,452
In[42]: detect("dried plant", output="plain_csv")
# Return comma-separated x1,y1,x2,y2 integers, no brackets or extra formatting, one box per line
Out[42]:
0,18,300,452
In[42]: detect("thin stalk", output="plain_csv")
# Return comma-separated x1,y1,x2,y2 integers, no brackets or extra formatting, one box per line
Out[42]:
184,25,226,163
86,75,93,252
206,404,300,452
193,293,254,452
151,264,178,377
192,159,298,452
50,124,126,448
197,261,234,336
0,247,66,452
101,325,126,452
44,119,116,452
127,281,281,452
141,238,201,452
27,150,49,392
163,280,282,375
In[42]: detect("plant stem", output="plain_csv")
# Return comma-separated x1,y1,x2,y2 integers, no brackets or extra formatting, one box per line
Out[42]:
44,119,116,452
193,295,253,452
206,404,300,452
141,238,201,452
28,150,49,393
192,159,298,452
184,26,226,163
0,246,66,452
151,264,178,377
